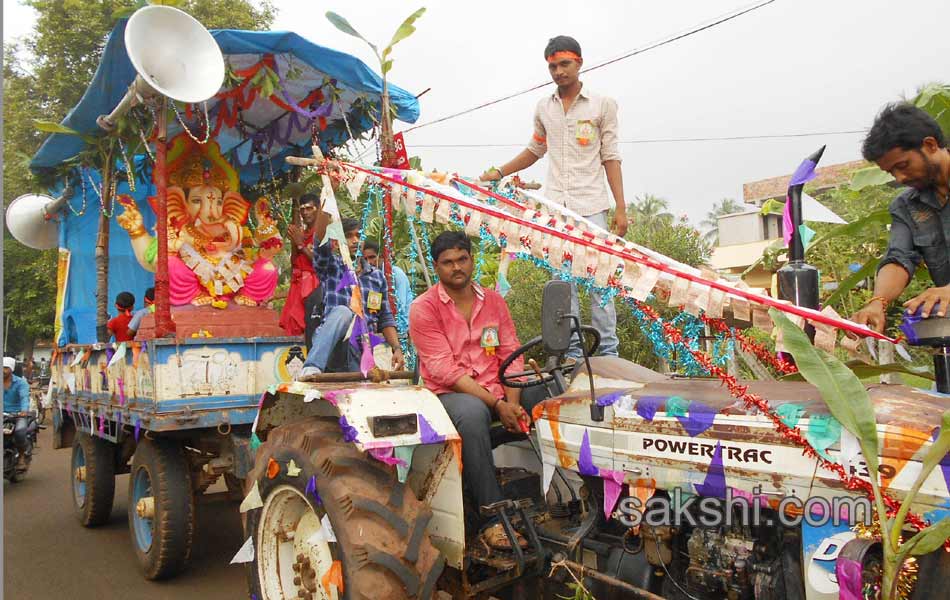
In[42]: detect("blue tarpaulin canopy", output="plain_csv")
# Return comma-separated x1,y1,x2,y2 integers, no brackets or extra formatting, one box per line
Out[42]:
32,20,420,346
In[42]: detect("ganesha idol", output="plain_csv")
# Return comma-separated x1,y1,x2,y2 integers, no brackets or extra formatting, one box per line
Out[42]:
117,134,281,308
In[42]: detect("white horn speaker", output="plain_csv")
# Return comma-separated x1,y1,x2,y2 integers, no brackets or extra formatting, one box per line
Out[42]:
5,194,65,250
97,5,225,131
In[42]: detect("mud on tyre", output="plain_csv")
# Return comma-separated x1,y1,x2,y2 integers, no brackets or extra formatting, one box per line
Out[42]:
244,416,445,600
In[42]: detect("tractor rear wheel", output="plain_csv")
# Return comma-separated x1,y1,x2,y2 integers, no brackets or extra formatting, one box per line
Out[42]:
244,416,445,600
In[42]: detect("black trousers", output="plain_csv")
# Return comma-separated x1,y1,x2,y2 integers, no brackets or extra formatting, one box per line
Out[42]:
438,386,547,524
13,417,34,456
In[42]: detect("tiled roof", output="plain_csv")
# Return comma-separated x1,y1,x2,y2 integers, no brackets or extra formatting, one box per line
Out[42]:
743,159,869,204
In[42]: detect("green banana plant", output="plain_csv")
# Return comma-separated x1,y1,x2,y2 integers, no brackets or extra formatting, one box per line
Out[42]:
772,309,950,598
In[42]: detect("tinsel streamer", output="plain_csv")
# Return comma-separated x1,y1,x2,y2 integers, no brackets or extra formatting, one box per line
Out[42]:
852,517,918,600
353,184,383,265
416,220,436,276
632,298,934,539
702,315,797,375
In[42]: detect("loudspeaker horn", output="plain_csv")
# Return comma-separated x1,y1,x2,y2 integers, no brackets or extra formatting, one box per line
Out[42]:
97,5,225,131
4,193,67,250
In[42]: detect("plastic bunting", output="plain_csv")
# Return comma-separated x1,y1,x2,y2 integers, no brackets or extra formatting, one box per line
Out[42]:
542,460,555,495
230,536,255,564
266,457,280,479
321,560,344,597
595,390,625,407
134,418,141,441
677,400,717,437
577,430,599,476
320,514,337,543
108,342,126,368
932,427,950,495
664,396,689,418
368,446,408,468
394,446,415,483
117,377,126,406
250,432,262,452
805,414,842,461
636,396,662,421
339,415,359,443
694,442,726,498
600,469,625,519
305,475,322,504
286,459,302,477
775,403,805,428
835,557,864,600
240,481,264,513
417,414,446,444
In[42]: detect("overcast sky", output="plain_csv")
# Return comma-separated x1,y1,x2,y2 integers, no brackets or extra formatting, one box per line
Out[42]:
4,0,949,224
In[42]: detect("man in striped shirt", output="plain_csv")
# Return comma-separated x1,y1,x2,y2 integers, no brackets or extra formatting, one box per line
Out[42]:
481,35,627,359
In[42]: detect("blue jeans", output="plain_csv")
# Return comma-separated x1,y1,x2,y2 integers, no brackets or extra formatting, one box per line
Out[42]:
302,305,361,372
566,210,619,358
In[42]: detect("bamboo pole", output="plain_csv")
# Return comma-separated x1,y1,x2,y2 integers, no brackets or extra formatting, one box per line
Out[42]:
95,147,115,343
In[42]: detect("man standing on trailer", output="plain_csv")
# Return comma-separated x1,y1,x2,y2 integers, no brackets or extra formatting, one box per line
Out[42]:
480,35,627,360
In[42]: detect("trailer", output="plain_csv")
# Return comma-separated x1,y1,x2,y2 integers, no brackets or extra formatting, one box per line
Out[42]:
20,7,421,580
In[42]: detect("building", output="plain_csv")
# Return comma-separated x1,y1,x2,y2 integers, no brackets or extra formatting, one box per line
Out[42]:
710,159,868,289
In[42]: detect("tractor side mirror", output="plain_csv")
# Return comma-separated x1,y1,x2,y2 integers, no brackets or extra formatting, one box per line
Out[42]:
541,280,573,355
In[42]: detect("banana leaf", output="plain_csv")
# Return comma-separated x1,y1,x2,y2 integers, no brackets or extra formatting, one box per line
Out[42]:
770,309,880,475
779,360,934,382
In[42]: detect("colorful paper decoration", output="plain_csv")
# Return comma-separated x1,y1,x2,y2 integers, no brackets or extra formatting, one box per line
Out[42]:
230,536,255,564
677,400,717,437
636,396,662,421
600,469,625,519
577,430,599,476
286,459,302,477
240,481,264,513
305,475,322,505
418,414,446,444
266,457,280,479
339,415,359,443
664,396,689,418
805,414,842,461
321,560,344,597
694,442,726,498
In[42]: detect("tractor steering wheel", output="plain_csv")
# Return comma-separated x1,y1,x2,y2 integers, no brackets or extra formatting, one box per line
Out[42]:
498,326,601,389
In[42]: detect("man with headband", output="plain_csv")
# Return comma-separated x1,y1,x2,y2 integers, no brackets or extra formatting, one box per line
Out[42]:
481,35,626,359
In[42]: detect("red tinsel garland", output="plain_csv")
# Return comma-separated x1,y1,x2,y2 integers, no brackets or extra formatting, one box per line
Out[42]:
634,299,934,537
701,315,798,376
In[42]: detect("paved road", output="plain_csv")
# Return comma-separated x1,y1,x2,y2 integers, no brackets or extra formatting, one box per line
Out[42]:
3,429,247,599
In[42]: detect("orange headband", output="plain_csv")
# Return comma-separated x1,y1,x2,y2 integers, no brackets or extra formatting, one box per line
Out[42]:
546,51,581,64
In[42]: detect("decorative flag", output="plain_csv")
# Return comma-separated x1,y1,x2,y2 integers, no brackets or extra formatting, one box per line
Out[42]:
418,414,446,444
600,469,625,519
286,459,302,477
577,430,599,476
230,536,255,564
240,482,264,513
636,396,662,422
694,442,726,498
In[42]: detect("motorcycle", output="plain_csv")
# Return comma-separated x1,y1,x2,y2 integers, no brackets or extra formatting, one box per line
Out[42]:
4,412,41,483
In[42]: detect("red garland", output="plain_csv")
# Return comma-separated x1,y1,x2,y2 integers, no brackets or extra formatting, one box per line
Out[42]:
634,299,934,537
701,315,798,376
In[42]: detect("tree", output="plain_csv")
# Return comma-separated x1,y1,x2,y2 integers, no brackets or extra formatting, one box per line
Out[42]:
700,197,744,245
628,194,673,233
3,0,276,352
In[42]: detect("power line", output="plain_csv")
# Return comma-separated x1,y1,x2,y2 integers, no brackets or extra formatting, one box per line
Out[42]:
406,129,866,148
402,0,778,134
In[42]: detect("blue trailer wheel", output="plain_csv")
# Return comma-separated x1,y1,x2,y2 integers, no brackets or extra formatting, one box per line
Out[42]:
131,467,154,553
71,433,116,527
127,437,195,580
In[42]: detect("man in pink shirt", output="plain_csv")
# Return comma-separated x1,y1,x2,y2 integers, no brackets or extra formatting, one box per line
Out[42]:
410,231,546,549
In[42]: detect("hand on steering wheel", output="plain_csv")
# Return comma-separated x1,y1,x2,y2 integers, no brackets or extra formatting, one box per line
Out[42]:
498,326,601,389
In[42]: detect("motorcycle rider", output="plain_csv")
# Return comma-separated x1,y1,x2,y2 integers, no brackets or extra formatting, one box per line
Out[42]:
3,357,32,469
